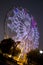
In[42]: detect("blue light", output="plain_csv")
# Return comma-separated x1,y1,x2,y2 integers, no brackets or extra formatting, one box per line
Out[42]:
15,8,18,12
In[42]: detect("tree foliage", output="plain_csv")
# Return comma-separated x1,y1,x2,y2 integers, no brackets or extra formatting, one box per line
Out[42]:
0,38,21,65
27,49,43,65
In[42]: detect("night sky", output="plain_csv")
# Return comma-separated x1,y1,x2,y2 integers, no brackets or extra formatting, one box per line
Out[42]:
0,0,43,49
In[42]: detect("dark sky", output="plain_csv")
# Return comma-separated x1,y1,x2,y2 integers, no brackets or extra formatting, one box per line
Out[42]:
0,0,43,49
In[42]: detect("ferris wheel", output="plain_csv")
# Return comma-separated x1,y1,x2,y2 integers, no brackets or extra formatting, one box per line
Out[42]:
5,7,39,53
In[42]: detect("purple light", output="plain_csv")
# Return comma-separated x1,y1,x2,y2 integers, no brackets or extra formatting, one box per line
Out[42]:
32,16,37,28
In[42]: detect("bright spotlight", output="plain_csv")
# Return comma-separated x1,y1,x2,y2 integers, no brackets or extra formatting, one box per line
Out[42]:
39,50,43,54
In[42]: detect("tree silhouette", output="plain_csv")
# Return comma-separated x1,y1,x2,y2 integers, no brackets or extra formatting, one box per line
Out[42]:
0,38,21,65
0,38,21,55
0,38,15,53
27,49,43,65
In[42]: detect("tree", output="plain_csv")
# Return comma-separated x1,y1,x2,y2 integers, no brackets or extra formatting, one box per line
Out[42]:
0,38,21,65
27,49,43,65
0,38,16,53
0,38,21,55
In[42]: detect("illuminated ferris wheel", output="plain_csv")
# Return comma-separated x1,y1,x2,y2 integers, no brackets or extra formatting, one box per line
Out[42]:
5,7,39,54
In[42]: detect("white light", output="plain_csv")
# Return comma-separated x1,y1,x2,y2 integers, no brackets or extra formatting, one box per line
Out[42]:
39,50,43,54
